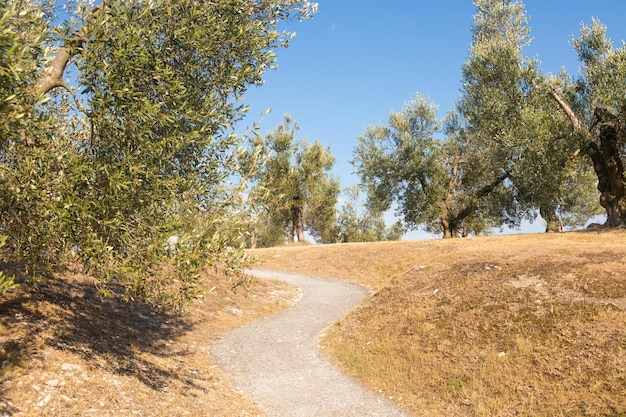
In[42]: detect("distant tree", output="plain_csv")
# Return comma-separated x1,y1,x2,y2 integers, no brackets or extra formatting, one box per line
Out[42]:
252,115,339,246
353,94,513,239
0,0,317,309
334,185,403,243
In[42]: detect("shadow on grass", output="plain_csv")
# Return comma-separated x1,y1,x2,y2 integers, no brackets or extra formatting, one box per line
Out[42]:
0,270,202,401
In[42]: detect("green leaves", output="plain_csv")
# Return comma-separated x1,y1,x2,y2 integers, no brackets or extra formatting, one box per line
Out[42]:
458,0,601,232
0,235,18,296
573,18,626,114
250,114,339,246
334,185,403,243
0,0,316,309
353,94,446,231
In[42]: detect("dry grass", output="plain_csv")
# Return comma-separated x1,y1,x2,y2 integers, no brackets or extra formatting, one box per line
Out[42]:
4,231,624,416
250,231,626,416
0,266,296,416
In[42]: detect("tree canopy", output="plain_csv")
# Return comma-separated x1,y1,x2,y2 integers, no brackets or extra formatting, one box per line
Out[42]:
354,0,607,238
0,0,317,307
2,0,624,302
353,93,515,238
557,18,626,227
249,115,339,247
334,185,403,243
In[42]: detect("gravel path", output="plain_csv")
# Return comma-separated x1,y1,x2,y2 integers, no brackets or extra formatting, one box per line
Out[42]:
211,269,411,417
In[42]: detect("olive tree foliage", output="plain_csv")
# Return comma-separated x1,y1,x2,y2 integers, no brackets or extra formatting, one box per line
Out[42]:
249,115,339,247
354,0,603,239
0,0,64,295
334,185,403,243
353,2,540,239
513,75,602,231
545,19,626,228
353,94,512,239
0,0,317,309
460,0,600,232
353,95,441,236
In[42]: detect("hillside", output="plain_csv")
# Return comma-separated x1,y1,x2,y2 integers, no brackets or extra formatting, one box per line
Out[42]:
249,231,626,416
0,266,296,416
2,230,624,416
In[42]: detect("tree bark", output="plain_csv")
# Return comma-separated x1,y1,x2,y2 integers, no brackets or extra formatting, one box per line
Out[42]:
439,204,453,239
438,155,465,239
586,114,626,227
35,48,72,97
539,206,563,233
291,206,305,242
548,87,626,228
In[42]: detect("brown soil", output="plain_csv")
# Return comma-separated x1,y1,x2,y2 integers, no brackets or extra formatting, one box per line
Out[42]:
249,230,626,417
0,266,296,416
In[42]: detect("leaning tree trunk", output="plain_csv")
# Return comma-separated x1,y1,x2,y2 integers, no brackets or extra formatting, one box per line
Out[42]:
539,206,563,233
586,114,626,227
549,88,626,228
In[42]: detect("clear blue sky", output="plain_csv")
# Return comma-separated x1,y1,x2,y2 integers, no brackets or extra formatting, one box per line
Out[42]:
239,1,626,237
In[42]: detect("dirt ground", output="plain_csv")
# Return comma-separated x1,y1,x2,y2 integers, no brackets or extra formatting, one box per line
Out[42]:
249,230,626,416
2,229,625,416
0,266,296,417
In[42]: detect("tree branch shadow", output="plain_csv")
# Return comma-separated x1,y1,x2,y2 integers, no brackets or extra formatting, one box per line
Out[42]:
0,267,206,406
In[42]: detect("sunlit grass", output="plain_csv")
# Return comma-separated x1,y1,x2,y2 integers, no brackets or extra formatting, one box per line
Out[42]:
251,230,626,416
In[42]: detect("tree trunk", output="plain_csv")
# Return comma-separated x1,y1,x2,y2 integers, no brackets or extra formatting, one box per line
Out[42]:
439,155,461,239
438,172,509,239
291,206,305,242
539,206,563,233
549,88,626,228
440,211,461,239
441,222,453,239
586,115,626,227
438,203,454,239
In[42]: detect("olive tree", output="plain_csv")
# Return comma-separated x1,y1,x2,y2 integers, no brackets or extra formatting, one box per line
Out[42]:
460,0,600,232
0,0,317,309
353,94,514,239
251,115,339,246
334,185,403,243
547,19,626,227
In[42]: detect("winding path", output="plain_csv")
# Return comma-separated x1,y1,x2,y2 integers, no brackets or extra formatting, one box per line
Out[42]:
211,269,411,417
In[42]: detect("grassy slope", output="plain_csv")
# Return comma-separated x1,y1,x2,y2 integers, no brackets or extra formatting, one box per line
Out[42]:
249,231,626,417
